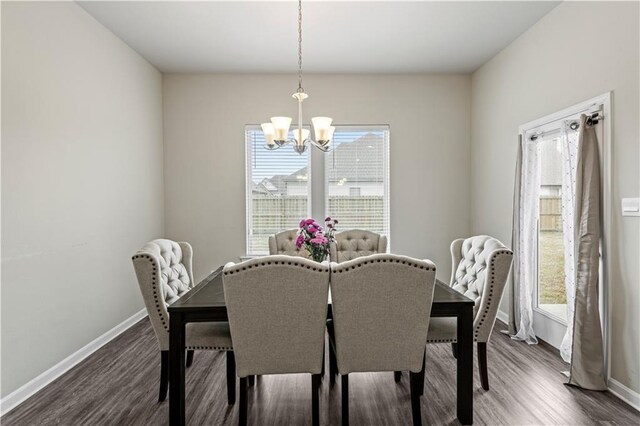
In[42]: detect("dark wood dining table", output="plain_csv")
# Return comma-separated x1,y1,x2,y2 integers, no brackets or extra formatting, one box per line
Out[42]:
168,266,475,425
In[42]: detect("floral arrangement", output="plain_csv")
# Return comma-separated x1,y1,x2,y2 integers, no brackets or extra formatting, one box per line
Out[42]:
296,217,338,262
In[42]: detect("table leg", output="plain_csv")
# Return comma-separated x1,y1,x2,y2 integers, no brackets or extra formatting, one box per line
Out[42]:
457,305,473,425
170,312,186,426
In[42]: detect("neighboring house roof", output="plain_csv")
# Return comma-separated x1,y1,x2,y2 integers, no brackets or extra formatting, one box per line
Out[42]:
327,133,385,183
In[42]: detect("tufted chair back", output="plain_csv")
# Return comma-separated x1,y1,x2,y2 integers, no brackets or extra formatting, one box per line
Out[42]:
450,236,513,342
132,239,194,350
223,256,329,377
329,230,388,263
330,254,436,374
268,229,310,258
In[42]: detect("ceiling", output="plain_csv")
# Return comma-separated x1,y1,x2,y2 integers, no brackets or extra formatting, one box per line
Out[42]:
78,1,560,74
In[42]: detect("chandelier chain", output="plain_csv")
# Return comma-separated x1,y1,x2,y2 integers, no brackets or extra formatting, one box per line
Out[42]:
297,0,303,93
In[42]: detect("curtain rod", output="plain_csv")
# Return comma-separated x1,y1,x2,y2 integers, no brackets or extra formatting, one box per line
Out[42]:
529,111,603,141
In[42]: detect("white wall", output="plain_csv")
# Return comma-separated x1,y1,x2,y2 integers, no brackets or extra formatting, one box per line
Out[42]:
471,1,639,393
1,2,164,397
163,74,471,282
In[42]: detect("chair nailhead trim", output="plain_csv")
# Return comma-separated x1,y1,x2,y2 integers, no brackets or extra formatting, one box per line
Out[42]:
333,258,434,273
224,260,325,275
186,346,233,350
133,254,169,332
474,250,511,340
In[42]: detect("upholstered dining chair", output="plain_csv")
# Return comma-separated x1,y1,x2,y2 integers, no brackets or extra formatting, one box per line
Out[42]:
328,254,436,426
426,235,513,391
223,256,330,426
329,230,388,263
268,229,310,258
131,239,235,404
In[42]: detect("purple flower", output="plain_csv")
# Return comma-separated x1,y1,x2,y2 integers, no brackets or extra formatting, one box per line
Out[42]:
310,236,328,245
307,226,317,235
334,219,339,224
299,219,306,228
305,218,315,225
325,216,331,222
295,234,304,248
327,223,333,229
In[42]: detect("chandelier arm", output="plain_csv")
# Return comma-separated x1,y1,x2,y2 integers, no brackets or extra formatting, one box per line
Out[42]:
309,140,331,152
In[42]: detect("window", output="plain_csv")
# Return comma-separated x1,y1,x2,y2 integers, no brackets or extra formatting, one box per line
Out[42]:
245,126,311,254
325,126,390,244
245,125,390,255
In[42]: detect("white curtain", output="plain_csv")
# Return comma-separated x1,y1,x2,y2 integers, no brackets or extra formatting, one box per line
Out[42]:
560,123,578,362
510,135,539,344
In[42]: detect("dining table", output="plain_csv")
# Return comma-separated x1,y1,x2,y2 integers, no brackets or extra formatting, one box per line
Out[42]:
168,266,475,425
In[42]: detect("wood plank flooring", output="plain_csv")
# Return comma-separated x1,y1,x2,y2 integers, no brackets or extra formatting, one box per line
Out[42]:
2,319,638,425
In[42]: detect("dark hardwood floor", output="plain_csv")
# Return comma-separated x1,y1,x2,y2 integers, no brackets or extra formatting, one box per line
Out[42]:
2,319,638,425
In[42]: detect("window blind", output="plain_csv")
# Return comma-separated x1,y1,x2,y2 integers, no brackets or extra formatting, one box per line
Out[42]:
245,125,311,255
325,126,390,246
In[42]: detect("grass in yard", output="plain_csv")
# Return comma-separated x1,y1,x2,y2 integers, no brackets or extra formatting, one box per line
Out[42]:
539,231,567,305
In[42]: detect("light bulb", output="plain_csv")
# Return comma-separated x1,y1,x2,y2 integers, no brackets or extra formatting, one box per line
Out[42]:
312,117,333,142
271,117,292,141
261,123,276,146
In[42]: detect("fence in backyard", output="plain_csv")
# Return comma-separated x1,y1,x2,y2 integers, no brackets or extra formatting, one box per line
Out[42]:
249,195,384,253
540,197,562,231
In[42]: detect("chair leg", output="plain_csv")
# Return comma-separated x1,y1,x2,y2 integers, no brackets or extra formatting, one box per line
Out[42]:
478,342,489,390
239,377,248,426
451,343,458,359
341,374,349,426
312,374,321,426
186,350,194,368
248,375,255,387
159,351,169,403
418,348,426,396
394,371,402,383
409,372,423,426
321,342,326,378
227,351,236,405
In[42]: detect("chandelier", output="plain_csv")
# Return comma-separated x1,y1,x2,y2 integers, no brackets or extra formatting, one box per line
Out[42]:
261,0,333,154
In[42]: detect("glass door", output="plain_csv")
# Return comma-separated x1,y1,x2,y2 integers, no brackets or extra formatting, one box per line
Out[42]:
532,135,569,348
537,136,568,324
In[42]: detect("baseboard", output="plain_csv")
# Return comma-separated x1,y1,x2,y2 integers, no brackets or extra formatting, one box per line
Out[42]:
0,308,147,417
496,309,509,326
608,378,640,412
